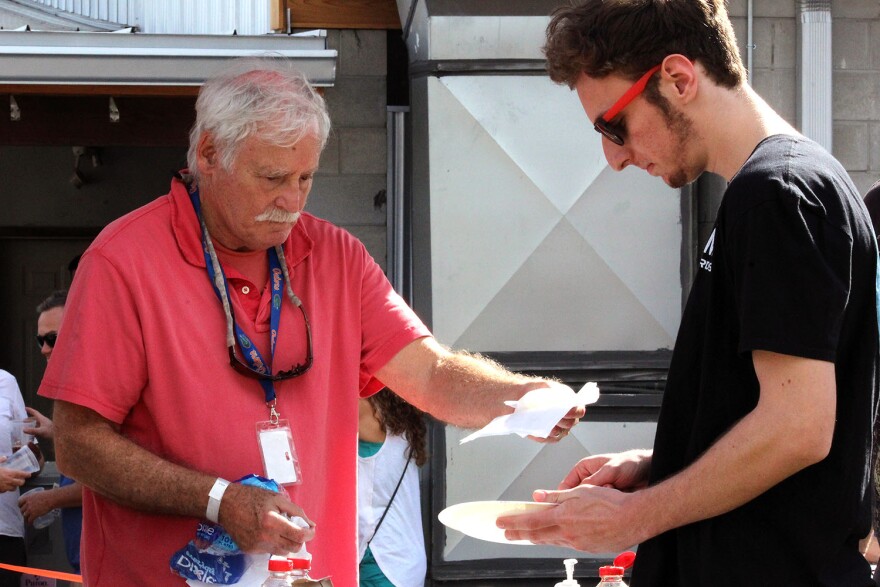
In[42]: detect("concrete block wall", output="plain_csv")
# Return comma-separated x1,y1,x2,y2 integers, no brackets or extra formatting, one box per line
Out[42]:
314,29,390,271
729,1,798,125
696,0,880,249
832,1,880,194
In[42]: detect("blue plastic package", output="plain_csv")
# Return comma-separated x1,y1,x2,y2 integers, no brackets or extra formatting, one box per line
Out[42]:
170,542,246,584
170,475,283,584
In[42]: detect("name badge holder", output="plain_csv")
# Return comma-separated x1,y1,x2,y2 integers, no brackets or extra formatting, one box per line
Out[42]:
256,416,302,486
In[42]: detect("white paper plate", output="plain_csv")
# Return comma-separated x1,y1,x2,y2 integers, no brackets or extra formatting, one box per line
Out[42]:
438,500,555,545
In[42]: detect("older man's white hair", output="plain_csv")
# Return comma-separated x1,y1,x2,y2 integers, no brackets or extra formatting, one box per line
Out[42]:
186,56,331,180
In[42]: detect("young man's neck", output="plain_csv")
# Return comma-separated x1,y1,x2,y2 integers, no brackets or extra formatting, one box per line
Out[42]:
700,82,799,181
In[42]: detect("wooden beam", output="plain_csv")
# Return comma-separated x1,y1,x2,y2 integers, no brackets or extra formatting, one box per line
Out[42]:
285,0,401,30
271,0,285,31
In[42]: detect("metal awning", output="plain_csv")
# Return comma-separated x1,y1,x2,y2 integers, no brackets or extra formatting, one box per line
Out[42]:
0,29,337,88
0,0,123,31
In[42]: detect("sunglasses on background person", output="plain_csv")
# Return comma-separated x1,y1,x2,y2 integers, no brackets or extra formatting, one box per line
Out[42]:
36,332,58,349
593,64,662,146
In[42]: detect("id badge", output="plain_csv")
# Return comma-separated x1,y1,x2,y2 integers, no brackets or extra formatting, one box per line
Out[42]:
256,419,302,486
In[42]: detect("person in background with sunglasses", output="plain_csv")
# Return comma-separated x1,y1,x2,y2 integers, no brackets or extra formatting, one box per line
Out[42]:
497,1,878,585
37,58,583,587
33,289,66,363
19,289,83,574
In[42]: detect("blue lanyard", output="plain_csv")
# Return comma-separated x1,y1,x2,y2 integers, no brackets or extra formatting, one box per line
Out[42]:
189,188,283,405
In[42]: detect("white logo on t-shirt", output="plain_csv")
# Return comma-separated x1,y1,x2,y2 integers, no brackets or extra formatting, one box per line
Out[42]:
700,228,716,272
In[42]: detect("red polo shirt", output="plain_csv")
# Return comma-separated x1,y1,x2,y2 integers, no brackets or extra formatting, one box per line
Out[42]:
39,176,430,586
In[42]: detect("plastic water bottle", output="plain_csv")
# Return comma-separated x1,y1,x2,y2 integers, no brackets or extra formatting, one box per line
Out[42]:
596,565,628,586
595,550,635,586
286,516,313,583
19,487,60,529
288,540,312,583
288,554,312,584
260,557,292,587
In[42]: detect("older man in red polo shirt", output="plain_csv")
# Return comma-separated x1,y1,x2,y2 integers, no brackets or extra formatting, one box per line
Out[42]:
39,59,581,586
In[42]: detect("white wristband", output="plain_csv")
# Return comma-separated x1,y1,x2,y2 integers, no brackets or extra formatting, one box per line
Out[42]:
206,478,230,523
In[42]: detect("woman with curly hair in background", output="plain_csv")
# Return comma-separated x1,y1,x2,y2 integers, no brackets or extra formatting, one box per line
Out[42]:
358,388,428,587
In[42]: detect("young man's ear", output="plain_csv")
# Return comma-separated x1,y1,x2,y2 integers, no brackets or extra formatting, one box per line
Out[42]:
661,54,698,102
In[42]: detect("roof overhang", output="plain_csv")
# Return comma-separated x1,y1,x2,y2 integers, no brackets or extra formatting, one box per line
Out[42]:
0,30,337,92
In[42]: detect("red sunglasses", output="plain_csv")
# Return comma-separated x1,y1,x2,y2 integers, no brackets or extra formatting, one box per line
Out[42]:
593,65,662,146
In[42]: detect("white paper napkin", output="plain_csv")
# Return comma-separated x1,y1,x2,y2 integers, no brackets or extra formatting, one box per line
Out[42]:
459,382,600,444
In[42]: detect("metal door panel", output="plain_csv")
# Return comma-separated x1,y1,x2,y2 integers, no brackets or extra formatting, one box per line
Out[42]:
427,75,681,352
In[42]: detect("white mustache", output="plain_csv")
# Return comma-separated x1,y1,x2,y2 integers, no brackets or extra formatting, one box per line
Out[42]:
254,208,301,223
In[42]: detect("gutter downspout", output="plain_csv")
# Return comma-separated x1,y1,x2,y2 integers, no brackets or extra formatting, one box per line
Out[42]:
798,0,833,151
386,106,409,299
747,0,753,85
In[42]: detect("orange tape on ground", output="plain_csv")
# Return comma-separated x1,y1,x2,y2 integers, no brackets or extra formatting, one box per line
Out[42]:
0,563,82,583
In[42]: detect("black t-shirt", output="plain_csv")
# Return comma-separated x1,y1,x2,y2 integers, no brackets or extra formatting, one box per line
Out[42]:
632,135,879,587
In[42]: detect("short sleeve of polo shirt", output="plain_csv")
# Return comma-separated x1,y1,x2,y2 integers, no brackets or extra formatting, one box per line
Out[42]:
354,243,430,397
725,186,851,362
38,248,148,424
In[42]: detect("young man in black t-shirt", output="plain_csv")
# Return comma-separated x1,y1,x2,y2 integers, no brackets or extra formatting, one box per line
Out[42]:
496,1,880,585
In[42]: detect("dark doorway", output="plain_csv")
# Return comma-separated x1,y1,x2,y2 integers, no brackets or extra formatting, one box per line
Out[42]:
0,235,94,416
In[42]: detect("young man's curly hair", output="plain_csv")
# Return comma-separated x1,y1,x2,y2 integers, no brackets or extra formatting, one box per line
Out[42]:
543,0,745,90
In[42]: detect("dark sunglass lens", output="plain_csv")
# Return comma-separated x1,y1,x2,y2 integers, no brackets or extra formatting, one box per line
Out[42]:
594,120,624,146
36,333,58,348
